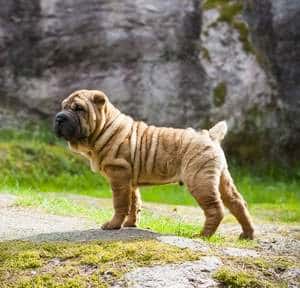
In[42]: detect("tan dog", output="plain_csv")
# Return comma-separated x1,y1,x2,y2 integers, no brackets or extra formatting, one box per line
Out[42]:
54,90,254,239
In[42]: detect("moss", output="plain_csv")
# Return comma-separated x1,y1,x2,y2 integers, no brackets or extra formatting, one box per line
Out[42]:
0,240,202,287
203,0,229,10
233,21,255,54
203,1,256,55
203,0,243,24
218,2,243,24
201,47,211,62
215,255,298,288
4,250,43,270
213,81,227,107
214,267,273,288
238,256,295,273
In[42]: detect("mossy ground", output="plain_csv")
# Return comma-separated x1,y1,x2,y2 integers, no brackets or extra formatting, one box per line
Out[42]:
0,240,201,287
214,256,297,288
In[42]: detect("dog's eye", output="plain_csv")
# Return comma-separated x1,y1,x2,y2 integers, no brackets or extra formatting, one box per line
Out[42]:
74,105,84,112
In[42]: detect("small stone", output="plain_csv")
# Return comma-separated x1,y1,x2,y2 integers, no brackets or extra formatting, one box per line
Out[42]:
157,236,209,252
124,256,222,288
222,247,259,257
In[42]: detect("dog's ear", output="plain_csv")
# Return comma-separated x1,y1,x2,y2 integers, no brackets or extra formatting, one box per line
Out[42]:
92,91,107,107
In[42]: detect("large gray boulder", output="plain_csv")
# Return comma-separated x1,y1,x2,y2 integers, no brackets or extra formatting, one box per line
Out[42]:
244,0,300,161
0,0,207,126
0,0,299,162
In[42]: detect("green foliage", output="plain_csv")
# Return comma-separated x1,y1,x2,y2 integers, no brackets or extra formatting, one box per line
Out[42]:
0,141,110,196
0,240,201,287
213,81,227,106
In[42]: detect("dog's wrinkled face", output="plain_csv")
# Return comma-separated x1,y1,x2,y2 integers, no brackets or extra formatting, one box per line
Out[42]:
54,90,106,142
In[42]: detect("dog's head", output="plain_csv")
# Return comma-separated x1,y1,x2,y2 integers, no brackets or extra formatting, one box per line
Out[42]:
54,90,107,142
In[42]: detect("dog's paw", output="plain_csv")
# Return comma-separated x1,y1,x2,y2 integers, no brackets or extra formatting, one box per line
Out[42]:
239,232,254,240
123,221,137,228
101,221,122,230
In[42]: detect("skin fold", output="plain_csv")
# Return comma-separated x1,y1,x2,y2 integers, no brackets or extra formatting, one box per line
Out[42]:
54,90,254,239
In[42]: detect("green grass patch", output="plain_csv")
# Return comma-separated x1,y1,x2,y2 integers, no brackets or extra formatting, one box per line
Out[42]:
0,239,201,287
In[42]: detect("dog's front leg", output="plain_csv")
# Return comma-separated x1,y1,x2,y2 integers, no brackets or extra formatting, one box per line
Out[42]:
102,161,132,230
124,187,142,227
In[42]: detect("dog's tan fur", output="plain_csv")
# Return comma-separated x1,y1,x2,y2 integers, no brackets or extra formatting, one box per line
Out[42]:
61,89,254,239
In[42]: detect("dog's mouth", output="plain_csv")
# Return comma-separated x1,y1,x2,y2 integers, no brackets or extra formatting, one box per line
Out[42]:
54,110,83,141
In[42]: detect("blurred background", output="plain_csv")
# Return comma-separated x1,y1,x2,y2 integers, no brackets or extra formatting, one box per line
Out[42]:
0,0,299,218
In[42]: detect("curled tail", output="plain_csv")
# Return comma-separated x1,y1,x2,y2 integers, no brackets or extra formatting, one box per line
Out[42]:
208,121,227,142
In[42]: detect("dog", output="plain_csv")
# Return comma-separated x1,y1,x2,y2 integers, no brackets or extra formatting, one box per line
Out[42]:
54,89,254,239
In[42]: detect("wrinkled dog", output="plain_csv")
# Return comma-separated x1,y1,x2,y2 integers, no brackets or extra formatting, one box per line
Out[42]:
54,90,254,239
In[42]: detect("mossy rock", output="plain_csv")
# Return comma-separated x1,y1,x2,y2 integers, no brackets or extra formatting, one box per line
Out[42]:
0,239,202,287
214,267,273,288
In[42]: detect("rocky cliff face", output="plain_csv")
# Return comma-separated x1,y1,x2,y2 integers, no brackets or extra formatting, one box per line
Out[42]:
0,0,299,162
244,0,300,161
0,0,207,126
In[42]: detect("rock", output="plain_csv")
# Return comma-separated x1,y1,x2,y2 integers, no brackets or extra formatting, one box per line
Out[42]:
157,235,209,252
281,268,300,288
24,228,159,242
0,0,206,128
258,236,300,257
122,256,222,288
0,0,299,162
222,247,259,257
244,0,300,161
0,195,158,242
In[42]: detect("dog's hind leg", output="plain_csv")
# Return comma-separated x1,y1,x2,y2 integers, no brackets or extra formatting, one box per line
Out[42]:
186,161,224,238
219,169,255,239
123,187,142,227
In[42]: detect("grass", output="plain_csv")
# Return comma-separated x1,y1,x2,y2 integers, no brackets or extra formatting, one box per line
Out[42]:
12,192,263,251
7,192,288,251
0,239,201,287
14,193,200,238
0,125,300,223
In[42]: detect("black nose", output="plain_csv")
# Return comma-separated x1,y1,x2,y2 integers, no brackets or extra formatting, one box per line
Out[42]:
55,112,68,124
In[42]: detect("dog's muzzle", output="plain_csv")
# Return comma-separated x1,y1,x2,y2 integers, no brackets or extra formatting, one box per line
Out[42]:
54,110,81,141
